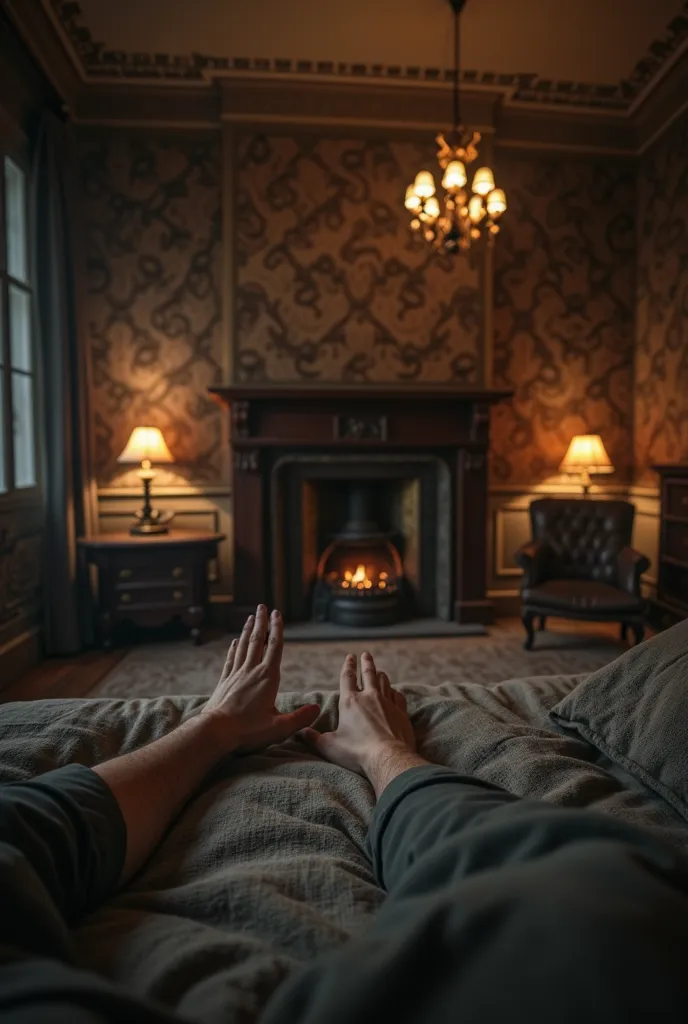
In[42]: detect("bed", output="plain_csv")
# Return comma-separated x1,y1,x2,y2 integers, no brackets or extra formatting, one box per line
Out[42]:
1,627,687,1024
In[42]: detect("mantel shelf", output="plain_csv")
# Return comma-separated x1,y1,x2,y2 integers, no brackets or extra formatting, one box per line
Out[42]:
210,385,513,406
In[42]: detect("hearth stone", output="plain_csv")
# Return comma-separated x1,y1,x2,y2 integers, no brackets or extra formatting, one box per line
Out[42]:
283,619,488,642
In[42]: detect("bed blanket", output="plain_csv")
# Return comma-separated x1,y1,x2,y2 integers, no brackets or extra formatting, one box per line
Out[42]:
1,676,686,1024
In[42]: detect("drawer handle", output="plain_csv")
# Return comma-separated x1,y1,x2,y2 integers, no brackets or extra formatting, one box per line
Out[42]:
120,593,131,604
119,569,133,580
173,590,184,601
172,566,184,579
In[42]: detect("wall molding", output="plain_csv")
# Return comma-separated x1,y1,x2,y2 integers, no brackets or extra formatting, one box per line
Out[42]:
43,0,688,116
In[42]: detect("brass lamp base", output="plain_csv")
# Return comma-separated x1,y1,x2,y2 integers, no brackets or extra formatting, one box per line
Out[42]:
130,467,174,535
130,518,172,536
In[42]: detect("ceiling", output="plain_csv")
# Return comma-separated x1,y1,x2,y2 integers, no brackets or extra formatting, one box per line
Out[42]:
48,0,688,111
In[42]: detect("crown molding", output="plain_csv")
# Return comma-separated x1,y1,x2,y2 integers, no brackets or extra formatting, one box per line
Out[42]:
75,82,220,128
44,0,688,116
3,0,80,112
2,0,685,155
634,46,688,153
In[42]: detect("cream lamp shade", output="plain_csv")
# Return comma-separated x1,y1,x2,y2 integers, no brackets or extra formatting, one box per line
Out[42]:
118,426,174,465
560,434,614,494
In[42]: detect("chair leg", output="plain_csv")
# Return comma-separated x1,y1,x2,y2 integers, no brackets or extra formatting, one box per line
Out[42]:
620,622,629,643
539,615,547,631
632,623,644,646
522,612,536,651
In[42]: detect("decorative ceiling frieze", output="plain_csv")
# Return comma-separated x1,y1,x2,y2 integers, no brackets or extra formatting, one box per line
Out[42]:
48,0,688,113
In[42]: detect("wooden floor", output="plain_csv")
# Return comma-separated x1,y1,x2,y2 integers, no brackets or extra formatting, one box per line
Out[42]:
0,618,638,704
0,648,127,704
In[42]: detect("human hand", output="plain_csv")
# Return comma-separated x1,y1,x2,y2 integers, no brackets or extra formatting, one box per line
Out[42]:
300,652,417,785
201,605,320,754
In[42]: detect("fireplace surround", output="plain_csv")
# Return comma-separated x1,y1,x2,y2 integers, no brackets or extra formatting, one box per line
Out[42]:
210,385,511,631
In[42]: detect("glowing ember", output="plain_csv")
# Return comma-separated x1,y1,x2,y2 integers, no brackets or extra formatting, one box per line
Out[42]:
332,563,393,593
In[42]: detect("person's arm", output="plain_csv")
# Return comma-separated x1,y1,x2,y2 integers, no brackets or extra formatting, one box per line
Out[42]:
274,653,688,1024
0,606,319,1023
94,605,319,883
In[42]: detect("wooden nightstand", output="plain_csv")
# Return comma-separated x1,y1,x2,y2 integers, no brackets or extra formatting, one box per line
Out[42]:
78,531,225,648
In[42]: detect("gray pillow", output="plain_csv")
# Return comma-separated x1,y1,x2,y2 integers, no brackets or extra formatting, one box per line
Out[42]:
550,619,688,822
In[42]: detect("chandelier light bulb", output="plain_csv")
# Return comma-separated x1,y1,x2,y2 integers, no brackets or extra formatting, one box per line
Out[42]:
468,194,484,223
404,185,423,213
420,195,440,222
486,188,507,216
472,166,495,196
441,159,467,191
413,170,436,199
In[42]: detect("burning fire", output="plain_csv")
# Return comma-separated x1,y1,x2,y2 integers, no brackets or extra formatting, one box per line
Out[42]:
340,565,388,591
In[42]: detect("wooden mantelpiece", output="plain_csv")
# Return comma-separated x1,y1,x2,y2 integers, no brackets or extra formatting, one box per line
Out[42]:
210,385,512,629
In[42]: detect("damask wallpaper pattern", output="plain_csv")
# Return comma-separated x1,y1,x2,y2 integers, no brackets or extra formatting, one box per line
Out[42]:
634,108,688,485
492,153,636,485
79,133,224,486
235,134,480,384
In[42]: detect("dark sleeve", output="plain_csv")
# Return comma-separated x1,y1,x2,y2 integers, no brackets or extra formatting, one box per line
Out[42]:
0,764,126,963
0,765,183,1023
263,765,688,1024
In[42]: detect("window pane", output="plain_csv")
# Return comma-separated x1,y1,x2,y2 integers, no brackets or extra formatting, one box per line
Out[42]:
0,377,6,494
4,158,29,283
9,285,32,371
12,372,36,488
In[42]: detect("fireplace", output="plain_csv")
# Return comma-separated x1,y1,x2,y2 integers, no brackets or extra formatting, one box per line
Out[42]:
313,483,403,627
209,385,511,632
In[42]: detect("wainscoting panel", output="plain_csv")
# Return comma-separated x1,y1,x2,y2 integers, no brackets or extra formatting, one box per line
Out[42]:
96,489,233,605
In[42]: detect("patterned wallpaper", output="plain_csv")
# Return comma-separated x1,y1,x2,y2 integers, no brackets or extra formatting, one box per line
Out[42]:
79,133,224,486
634,108,688,485
491,152,636,485
235,134,481,383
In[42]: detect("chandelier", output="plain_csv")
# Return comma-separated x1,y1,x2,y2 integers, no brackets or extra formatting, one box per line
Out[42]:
405,0,507,254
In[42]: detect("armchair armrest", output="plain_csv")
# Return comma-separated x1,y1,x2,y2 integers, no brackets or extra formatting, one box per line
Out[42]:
515,540,553,588
617,546,650,596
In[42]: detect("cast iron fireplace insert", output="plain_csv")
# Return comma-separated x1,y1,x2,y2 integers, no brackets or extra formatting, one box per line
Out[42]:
313,482,403,627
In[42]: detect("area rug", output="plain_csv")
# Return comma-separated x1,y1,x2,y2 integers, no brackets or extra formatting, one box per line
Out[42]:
88,623,627,699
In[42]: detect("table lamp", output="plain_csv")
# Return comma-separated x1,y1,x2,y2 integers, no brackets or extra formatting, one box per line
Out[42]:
559,434,614,495
117,426,175,534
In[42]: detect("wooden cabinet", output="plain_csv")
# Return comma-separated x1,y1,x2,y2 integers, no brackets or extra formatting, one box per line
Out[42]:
654,465,688,623
78,531,224,647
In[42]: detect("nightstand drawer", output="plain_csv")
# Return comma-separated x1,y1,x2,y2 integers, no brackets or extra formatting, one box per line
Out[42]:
667,482,688,520
117,583,189,610
115,558,191,585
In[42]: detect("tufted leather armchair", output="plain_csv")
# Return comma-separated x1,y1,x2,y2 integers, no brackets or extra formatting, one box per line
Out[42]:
515,498,650,650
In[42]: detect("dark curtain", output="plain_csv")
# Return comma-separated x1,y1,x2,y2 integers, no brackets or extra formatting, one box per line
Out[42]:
32,113,94,654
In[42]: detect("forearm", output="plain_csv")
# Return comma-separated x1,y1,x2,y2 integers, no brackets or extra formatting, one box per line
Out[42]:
93,712,233,884
361,743,432,799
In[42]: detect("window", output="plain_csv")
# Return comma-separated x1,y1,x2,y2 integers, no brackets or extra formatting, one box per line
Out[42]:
0,156,37,494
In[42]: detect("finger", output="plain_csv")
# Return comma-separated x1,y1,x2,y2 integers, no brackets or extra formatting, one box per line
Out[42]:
221,638,238,679
361,652,378,691
272,704,320,743
298,725,327,756
244,604,269,669
392,688,407,711
264,609,284,672
234,614,255,668
340,654,358,694
378,670,392,699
